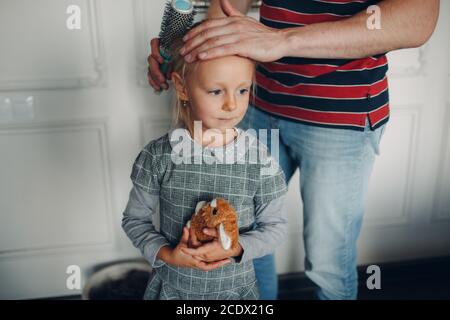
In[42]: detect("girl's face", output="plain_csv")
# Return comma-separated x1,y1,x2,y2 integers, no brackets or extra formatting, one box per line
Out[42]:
173,55,254,134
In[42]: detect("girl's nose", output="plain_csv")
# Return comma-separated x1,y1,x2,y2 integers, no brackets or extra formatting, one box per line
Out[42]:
222,96,237,112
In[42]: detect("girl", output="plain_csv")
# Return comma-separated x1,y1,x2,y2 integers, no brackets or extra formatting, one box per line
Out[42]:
122,25,287,300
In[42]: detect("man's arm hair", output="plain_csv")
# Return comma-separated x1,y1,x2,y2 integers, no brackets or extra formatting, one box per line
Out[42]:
207,0,252,18
281,0,440,59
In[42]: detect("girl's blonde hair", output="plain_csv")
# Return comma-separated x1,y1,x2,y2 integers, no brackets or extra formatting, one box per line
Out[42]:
168,21,256,132
169,32,197,133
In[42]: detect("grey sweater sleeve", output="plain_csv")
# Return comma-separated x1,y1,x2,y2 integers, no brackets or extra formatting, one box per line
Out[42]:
236,193,288,263
121,186,170,268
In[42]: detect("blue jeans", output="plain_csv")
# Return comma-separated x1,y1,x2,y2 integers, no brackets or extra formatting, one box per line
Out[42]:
238,105,386,300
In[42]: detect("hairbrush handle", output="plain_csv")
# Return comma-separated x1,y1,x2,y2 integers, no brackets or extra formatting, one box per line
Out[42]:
159,48,171,77
154,48,171,94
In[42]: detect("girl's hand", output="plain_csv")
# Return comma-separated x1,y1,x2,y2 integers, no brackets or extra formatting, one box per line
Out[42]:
179,0,287,63
181,228,243,262
165,227,232,271
188,227,203,249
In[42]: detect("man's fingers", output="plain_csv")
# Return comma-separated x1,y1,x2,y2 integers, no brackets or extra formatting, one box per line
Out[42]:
147,71,160,91
196,44,240,61
181,23,242,58
183,17,237,43
149,59,169,91
149,70,166,92
165,62,174,81
149,58,166,83
186,34,239,62
148,37,169,90
150,38,164,64
181,24,233,55
151,53,164,65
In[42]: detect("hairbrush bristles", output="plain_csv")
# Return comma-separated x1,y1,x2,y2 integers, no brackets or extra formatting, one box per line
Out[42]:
159,0,196,59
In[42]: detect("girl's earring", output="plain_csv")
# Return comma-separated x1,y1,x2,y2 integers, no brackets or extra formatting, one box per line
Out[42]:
182,100,188,108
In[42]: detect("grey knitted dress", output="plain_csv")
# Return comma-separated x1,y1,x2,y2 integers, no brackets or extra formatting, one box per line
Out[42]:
124,127,287,300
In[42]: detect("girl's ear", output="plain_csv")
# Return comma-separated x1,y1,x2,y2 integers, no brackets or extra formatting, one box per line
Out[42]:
171,72,189,101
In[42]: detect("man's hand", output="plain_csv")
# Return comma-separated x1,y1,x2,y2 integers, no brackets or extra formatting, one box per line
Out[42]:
158,227,232,271
180,0,286,63
181,227,243,262
147,38,170,92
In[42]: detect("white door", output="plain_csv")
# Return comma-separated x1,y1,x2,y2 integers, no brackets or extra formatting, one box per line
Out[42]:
0,0,449,299
0,0,173,299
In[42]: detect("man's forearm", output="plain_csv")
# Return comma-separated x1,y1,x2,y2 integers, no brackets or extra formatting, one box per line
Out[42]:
280,0,439,59
207,0,252,18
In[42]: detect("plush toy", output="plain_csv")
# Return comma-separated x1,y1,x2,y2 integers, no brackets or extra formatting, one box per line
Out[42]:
186,198,239,250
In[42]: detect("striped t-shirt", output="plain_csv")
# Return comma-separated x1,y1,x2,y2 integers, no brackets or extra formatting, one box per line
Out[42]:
253,0,389,131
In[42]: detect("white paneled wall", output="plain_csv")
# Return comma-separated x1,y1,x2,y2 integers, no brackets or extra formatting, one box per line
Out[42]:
0,0,449,299
0,0,105,90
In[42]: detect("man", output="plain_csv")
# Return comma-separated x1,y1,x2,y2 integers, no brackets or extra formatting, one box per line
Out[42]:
148,0,439,299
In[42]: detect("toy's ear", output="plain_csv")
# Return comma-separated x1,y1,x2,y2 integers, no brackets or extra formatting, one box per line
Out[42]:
210,198,217,208
218,223,231,250
195,201,207,215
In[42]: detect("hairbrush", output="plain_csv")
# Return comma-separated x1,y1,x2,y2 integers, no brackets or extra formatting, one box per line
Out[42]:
158,0,196,77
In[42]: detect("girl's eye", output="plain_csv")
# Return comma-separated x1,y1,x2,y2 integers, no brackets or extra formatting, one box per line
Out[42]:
239,88,250,95
208,89,222,96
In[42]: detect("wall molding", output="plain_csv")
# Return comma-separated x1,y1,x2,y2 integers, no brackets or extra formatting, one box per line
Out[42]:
134,0,152,87
432,103,450,222
0,0,106,91
0,118,115,259
365,105,422,228
139,116,172,147
387,45,430,78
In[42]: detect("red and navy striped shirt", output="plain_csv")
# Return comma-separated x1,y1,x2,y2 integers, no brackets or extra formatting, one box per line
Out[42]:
253,0,390,131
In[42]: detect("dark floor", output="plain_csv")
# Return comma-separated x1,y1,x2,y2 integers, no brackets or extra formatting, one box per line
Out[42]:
278,256,450,300
46,255,450,300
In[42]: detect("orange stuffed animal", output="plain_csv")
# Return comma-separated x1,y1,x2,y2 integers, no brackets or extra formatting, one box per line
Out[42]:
186,198,239,250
